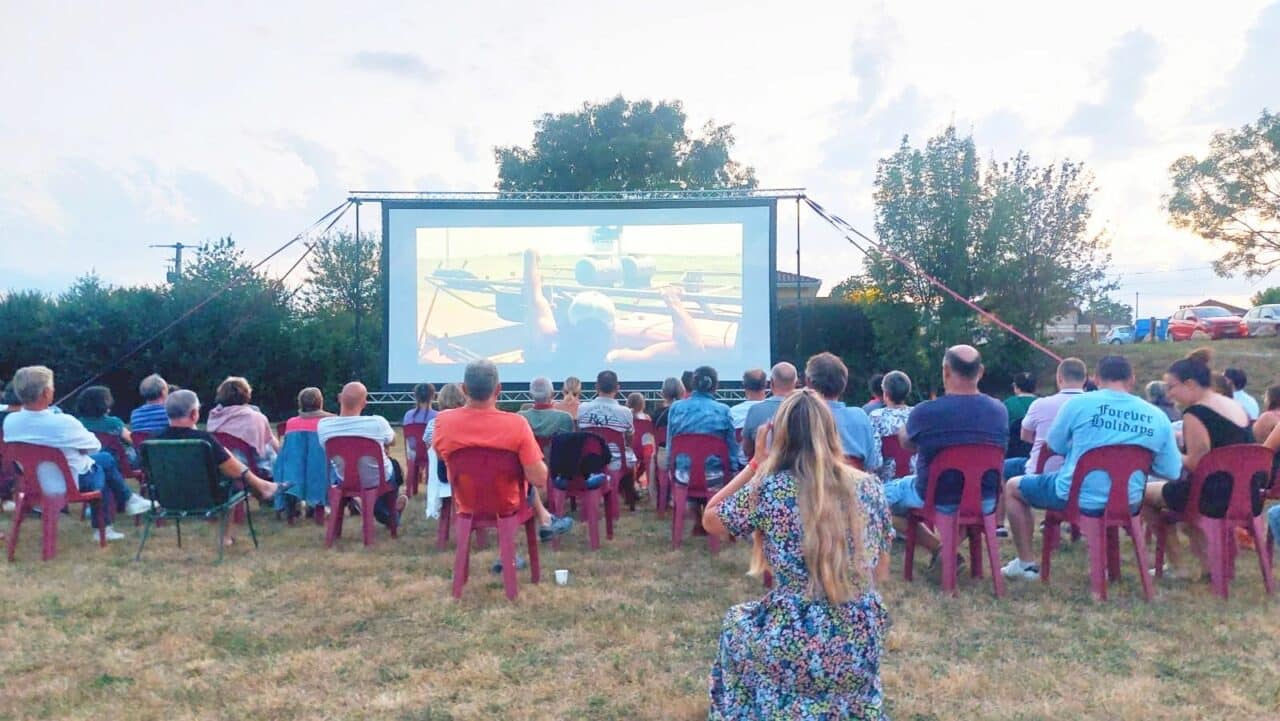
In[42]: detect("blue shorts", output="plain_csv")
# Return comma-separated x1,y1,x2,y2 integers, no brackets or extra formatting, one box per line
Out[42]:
1015,473,1140,517
1267,505,1280,542
883,475,996,517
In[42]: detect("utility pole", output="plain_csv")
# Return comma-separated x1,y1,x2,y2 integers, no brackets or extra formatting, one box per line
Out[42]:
151,243,190,283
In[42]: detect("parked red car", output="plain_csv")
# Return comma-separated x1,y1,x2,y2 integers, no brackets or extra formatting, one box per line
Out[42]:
1168,306,1245,341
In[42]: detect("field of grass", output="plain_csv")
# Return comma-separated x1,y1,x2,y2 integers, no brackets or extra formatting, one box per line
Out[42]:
3,459,1279,721
1045,336,1280,394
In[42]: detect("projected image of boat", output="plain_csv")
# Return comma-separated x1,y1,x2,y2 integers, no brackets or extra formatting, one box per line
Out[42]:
416,226,741,364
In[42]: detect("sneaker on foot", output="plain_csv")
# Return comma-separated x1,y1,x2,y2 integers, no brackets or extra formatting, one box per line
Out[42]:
1001,558,1040,580
2,500,15,513
995,525,1009,538
539,514,573,541
491,556,528,574
98,526,126,541
123,494,152,516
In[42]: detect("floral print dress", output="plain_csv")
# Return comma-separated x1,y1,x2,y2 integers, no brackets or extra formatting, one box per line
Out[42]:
869,406,914,483
709,469,893,720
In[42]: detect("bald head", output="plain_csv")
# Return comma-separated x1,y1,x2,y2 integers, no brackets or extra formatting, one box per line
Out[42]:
770,362,798,395
338,382,368,415
943,345,983,391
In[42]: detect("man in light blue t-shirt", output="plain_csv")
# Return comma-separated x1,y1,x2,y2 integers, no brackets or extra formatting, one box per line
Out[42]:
1001,355,1182,580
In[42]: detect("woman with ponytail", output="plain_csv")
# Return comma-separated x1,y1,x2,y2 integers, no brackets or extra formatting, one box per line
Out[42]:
703,390,892,720
1143,352,1254,578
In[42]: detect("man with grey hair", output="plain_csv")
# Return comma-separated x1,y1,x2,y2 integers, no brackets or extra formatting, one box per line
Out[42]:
518,377,574,440
741,362,798,459
433,360,572,546
729,368,768,466
3,365,151,541
154,389,281,501
129,373,170,433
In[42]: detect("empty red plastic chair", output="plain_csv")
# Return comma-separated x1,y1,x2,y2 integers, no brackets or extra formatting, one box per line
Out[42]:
1154,444,1275,599
1040,445,1155,601
880,433,913,480
590,426,630,516
322,436,399,548
669,433,731,554
402,422,428,497
902,444,1006,597
6,442,107,561
546,433,615,550
447,447,541,600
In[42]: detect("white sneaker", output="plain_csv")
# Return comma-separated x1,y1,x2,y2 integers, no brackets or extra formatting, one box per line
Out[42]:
124,494,152,516
1,500,14,512
1001,558,1040,580
98,526,126,541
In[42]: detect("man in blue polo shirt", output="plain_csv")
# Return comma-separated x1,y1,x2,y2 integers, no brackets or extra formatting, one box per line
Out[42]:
1001,355,1181,580
804,352,881,473
129,373,170,433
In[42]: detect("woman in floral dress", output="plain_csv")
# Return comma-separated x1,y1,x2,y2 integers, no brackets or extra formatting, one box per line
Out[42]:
703,389,893,720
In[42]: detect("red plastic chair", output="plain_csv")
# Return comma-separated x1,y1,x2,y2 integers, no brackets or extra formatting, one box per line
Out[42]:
6,443,107,561
632,418,655,487
845,455,865,471
588,426,630,517
902,444,1006,597
276,421,287,438
1154,444,1275,599
447,446,540,600
322,436,399,548
402,422,428,497
1034,452,1064,474
92,432,142,481
546,433,615,550
213,432,272,480
669,433,730,553
880,433,913,480
1040,445,1155,601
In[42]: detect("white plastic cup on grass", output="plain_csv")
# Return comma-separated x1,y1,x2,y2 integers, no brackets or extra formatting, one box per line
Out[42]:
555,569,569,586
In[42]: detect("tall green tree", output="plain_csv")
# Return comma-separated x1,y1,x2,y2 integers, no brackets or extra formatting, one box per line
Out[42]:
1166,109,1280,278
494,96,757,191
840,126,1112,385
1251,286,1280,306
299,231,382,379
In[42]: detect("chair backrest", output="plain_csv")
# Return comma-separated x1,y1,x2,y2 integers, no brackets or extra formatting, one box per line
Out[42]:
403,422,428,461
549,432,611,492
131,430,153,446
669,433,731,494
923,444,1004,516
1186,444,1274,522
880,433,913,479
446,446,526,517
213,432,262,470
1034,452,1064,475
591,426,630,471
276,421,287,438
845,455,865,470
322,435,390,494
634,417,655,455
93,432,138,475
140,440,226,511
1062,445,1153,522
5,442,81,499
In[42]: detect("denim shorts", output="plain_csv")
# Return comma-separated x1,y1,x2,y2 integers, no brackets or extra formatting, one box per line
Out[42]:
883,475,996,516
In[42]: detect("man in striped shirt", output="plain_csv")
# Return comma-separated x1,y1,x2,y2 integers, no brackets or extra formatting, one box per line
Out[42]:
128,373,170,433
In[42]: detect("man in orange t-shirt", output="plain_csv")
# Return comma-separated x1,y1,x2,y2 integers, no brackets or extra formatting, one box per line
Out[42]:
433,359,573,541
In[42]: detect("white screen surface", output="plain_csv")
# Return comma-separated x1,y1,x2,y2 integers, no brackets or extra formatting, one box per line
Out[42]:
385,202,773,385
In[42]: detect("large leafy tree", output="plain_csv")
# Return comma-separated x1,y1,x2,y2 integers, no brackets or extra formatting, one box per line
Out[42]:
1166,109,1280,278
494,96,757,191
840,126,1112,383
299,231,382,378
1251,287,1280,305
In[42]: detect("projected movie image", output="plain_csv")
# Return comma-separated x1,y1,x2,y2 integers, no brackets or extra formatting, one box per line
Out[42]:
415,224,742,369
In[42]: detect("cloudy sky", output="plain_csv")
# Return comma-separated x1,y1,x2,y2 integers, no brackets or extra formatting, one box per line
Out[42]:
2,0,1277,317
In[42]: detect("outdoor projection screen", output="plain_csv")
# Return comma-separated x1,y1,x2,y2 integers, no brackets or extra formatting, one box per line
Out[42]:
383,199,776,386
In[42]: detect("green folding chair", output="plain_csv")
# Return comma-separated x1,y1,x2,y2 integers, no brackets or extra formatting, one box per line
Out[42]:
136,439,258,562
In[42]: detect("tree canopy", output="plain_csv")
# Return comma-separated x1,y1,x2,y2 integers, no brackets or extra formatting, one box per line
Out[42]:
1166,109,1280,278
838,126,1112,377
494,96,757,191
1251,286,1280,306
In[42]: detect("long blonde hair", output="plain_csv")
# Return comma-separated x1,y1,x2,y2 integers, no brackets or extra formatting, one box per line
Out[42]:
750,389,867,602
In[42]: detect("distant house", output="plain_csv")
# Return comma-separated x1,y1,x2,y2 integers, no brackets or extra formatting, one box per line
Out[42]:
1046,307,1083,343
776,270,822,306
1181,298,1247,316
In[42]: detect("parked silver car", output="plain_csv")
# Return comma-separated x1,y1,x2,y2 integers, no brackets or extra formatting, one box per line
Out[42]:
1243,304,1280,336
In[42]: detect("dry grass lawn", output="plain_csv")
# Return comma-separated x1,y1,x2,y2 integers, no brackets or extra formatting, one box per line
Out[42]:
3,480,1279,721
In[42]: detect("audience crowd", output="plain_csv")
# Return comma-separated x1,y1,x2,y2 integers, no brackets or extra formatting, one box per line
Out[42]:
4,338,1280,721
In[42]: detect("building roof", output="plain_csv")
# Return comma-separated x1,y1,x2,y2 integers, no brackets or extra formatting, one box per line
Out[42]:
1185,298,1248,315
775,270,822,287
